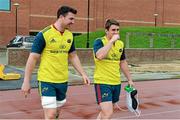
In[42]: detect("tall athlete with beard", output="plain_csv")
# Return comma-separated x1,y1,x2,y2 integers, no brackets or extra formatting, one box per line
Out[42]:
21,6,90,119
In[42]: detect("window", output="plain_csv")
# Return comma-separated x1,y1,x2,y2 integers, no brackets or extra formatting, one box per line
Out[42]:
0,0,11,11
30,32,38,36
17,37,23,43
25,36,35,43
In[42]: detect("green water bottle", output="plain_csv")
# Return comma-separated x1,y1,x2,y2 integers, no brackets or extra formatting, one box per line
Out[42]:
124,85,135,93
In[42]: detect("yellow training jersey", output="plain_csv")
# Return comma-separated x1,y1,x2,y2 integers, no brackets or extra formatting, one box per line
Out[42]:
37,25,73,83
93,36,124,85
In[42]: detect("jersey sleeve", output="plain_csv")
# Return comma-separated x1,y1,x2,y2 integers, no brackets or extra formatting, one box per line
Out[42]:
31,32,46,54
68,40,76,53
93,38,103,55
120,48,126,60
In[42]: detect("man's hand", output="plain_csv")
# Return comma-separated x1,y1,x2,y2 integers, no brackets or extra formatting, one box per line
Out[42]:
128,80,134,88
82,75,91,85
21,80,31,98
111,34,120,43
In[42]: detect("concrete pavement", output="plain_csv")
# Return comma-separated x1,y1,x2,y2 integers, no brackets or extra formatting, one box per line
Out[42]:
0,65,180,90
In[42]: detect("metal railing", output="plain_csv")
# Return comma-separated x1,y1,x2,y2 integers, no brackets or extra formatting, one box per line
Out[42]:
125,32,180,48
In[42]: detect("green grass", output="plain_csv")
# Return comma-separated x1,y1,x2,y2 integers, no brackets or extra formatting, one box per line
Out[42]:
74,26,180,48
74,29,105,48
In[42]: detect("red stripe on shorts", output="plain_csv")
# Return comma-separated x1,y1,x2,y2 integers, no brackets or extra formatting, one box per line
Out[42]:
97,84,102,104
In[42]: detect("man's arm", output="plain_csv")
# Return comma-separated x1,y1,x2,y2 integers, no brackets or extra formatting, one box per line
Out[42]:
21,53,40,97
21,32,45,97
95,35,119,60
120,60,134,87
68,51,90,85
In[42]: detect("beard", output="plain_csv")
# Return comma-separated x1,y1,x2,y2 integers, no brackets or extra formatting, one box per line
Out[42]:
65,23,73,29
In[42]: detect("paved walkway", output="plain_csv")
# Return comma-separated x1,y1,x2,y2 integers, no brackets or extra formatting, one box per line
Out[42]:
0,79,180,119
0,65,180,90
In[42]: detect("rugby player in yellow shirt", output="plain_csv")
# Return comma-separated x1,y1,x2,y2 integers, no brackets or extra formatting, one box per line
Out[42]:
21,6,90,119
93,19,134,119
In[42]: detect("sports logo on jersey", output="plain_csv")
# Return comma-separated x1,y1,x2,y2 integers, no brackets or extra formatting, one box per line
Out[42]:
60,44,66,49
50,38,56,43
67,39,71,43
119,49,122,52
111,53,117,58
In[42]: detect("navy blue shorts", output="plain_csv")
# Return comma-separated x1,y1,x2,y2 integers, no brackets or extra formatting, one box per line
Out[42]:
38,81,68,101
94,84,121,104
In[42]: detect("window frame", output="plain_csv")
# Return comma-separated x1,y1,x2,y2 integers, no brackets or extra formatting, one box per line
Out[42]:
0,0,11,11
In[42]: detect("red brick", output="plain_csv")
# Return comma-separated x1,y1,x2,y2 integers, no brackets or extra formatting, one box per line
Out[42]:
1,0,180,46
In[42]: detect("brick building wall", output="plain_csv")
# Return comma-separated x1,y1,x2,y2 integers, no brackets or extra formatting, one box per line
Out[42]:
1,0,180,46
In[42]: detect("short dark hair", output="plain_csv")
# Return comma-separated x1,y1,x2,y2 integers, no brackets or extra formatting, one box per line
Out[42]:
57,6,77,18
105,19,120,30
